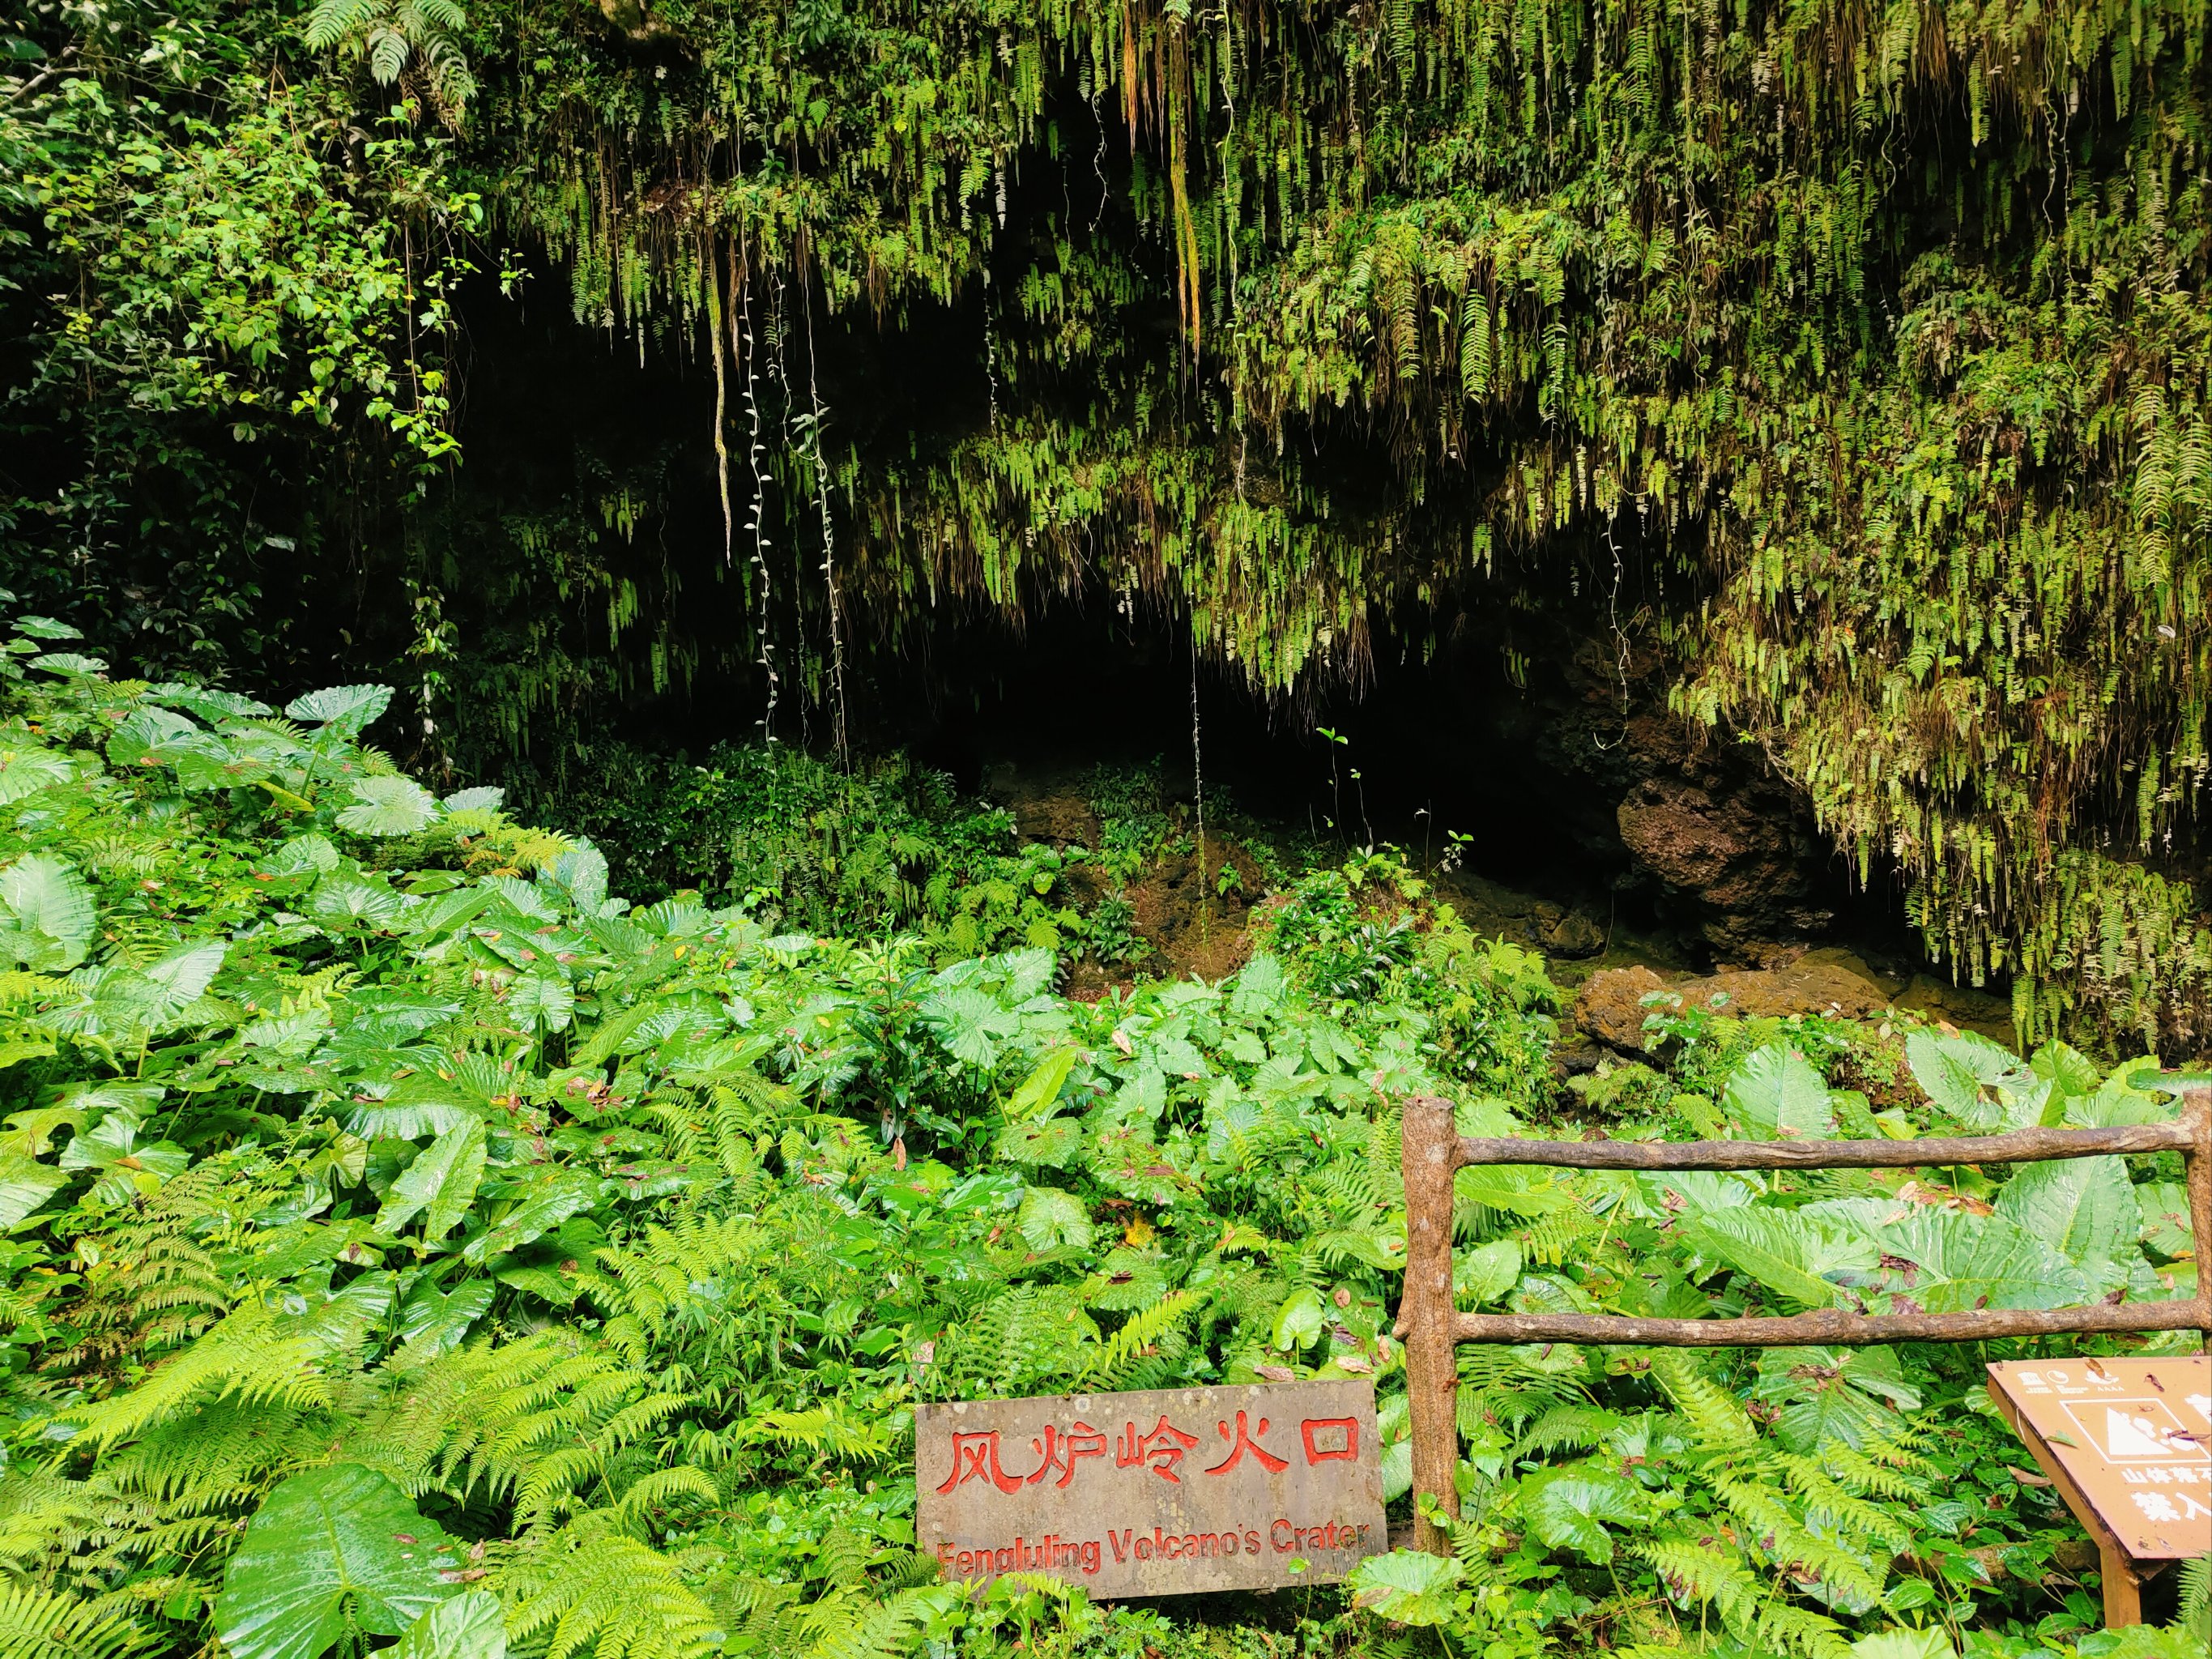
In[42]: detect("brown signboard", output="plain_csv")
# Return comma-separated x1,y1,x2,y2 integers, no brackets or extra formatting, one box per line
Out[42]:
914,1380,1387,1597
1987,1356,2211,1625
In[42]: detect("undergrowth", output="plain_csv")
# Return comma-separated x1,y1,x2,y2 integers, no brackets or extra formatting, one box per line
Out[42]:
0,619,2201,1659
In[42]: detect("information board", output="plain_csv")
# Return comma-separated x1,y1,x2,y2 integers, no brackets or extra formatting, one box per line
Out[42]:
915,1380,1387,1597
1986,1356,2211,1560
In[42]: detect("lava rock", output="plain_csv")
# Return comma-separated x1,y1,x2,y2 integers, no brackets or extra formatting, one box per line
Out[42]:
1572,966,1672,1050
1532,902,1606,958
1575,958,1896,1052
1615,774,1835,960
1690,961,1890,1021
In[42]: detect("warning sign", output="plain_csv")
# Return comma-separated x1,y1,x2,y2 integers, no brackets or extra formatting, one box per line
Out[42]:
1988,1356,2212,1560
2059,1399,2209,1462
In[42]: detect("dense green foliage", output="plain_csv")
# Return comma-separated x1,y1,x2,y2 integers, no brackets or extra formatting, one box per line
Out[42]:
0,629,2204,1659
3,0,2207,1045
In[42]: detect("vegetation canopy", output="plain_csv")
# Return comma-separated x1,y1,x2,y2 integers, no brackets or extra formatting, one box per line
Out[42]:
2,0,2207,1045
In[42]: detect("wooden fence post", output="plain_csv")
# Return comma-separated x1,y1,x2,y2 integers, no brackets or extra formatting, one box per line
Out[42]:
1400,1094,1460,1555
2186,1083,2211,1354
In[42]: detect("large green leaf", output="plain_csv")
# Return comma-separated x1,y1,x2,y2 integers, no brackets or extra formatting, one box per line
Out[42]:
286,684,394,732
1272,1284,1328,1350
58,1112,189,1206
0,746,79,805
0,1150,68,1227
1348,1550,1468,1626
141,940,226,1014
1754,1346,1921,1453
337,776,440,837
376,1120,486,1243
397,1277,494,1354
1869,1211,2089,1311
1679,1208,1873,1311
1004,1044,1080,1121
1994,1157,2136,1290
918,985,1021,1069
104,706,202,771
993,1115,1084,1166
1016,1185,1093,1252
461,1174,596,1265
505,966,574,1034
2135,1182,2196,1259
1453,1239,1523,1306
1520,1463,1646,1562
0,854,96,971
1903,1031,2030,1131
215,1464,461,1659
1722,1044,1835,1141
393,1591,505,1659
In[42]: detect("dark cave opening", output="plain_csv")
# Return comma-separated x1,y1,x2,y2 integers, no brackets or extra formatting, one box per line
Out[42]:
428,234,1946,1000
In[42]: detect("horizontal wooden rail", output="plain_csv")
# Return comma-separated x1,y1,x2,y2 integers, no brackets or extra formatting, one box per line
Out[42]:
1454,1303,2210,1347
1452,1120,2197,1172
1396,1085,2212,1555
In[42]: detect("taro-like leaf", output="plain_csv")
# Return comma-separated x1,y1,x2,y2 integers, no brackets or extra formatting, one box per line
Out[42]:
12,616,82,639
1904,1030,2030,1131
397,1277,494,1355
1230,952,1288,1017
215,1464,460,1659
1084,1246,1168,1311
393,1590,505,1659
1872,1210,2089,1311
1753,1346,1920,1453
1519,1463,1647,1561
337,776,440,838
28,652,107,676
1722,1043,1835,1141
1005,1044,1080,1121
104,706,203,770
443,785,505,812
1453,1238,1523,1307
0,746,78,805
919,985,1020,1070
994,1116,1084,1167
547,842,608,910
2135,1181,2196,1259
148,682,275,720
461,1174,597,1265
0,1150,68,1227
1678,1208,1873,1311
58,1112,189,1205
285,684,394,732
1995,1156,2135,1290
376,1120,487,1243
0,853,96,970
1015,1185,1093,1252
505,966,574,1034
1348,1549,1467,1626
1272,1284,1328,1350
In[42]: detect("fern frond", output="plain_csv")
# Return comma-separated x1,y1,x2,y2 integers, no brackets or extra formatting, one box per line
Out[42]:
0,1584,157,1659
1086,1288,1196,1386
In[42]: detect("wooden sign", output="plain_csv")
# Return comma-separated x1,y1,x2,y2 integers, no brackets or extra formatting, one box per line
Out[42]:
1987,1356,2212,1625
915,1380,1386,1597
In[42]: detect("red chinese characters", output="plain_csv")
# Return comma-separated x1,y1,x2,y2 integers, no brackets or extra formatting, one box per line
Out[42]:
939,1407,1357,1496
1116,1416,1203,1482
1204,1410,1289,1475
1027,1422,1108,1489
1300,1416,1359,1462
936,1431,1028,1495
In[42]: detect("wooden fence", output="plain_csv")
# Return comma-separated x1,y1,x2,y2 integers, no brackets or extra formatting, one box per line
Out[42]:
1394,1085,2212,1553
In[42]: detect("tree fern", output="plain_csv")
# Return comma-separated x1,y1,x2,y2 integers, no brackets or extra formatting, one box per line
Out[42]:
302,0,475,117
